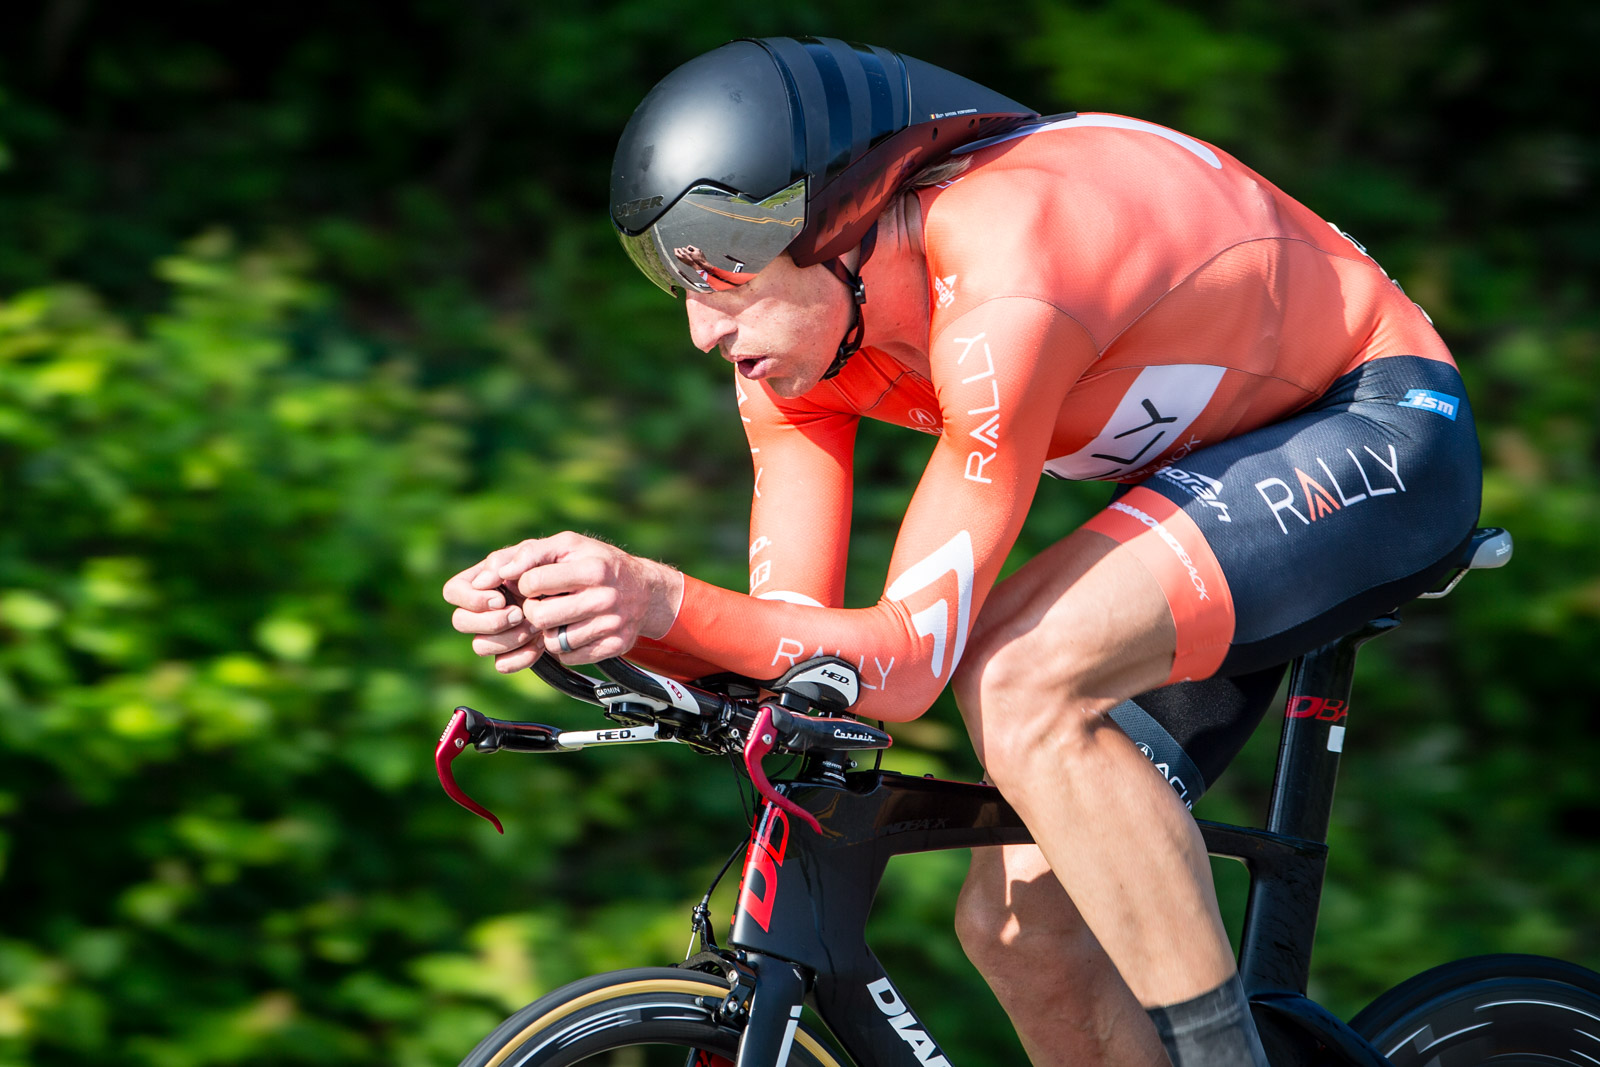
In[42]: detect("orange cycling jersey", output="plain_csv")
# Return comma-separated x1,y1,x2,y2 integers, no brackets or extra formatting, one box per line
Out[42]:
648,114,1453,720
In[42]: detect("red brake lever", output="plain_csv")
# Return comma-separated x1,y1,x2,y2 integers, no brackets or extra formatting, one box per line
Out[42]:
743,705,822,834
436,708,504,834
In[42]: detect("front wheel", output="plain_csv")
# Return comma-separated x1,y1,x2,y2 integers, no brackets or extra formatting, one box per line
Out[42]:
1350,953,1600,1065
459,966,846,1067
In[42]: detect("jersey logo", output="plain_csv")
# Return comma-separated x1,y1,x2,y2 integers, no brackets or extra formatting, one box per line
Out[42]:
750,560,772,593
934,274,958,308
1397,389,1459,420
1154,466,1231,523
885,530,975,680
1294,468,1343,521
1253,443,1406,536
1106,501,1210,603
1045,365,1226,480
954,333,1002,484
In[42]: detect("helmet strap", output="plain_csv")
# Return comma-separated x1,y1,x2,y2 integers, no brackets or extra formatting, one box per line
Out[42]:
820,222,879,380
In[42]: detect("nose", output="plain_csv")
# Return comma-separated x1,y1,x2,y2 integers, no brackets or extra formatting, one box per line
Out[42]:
685,295,737,355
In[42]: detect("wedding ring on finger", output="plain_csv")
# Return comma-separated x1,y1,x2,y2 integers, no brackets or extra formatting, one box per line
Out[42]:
556,624,573,654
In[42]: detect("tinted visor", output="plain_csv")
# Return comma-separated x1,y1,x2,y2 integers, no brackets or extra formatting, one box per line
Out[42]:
616,179,806,295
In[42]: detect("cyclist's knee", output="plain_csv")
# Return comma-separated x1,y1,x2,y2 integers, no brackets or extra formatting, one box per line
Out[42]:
953,630,1106,776
949,626,997,719
954,847,1011,963
955,846,1090,973
956,657,1114,792
953,609,1059,708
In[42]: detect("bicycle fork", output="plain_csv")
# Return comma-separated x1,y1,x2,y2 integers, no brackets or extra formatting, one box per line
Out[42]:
726,803,816,1067
733,950,953,1067
735,954,810,1067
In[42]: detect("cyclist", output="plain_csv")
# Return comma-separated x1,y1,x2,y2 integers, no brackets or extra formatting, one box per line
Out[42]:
443,37,1482,1067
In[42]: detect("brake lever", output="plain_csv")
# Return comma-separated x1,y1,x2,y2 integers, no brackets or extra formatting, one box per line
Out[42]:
438,710,569,831
437,708,503,833
742,705,823,834
438,706,659,831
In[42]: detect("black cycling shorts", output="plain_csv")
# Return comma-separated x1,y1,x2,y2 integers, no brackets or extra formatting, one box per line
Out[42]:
1085,355,1481,804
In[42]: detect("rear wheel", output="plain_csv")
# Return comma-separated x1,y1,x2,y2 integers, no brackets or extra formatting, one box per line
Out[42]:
1350,954,1600,1065
459,966,844,1067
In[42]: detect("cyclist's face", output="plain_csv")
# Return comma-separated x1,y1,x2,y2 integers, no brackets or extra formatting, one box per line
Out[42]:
683,254,853,399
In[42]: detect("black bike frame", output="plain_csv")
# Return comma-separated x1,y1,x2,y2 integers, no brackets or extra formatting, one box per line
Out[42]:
718,618,1402,1067
729,775,1028,1066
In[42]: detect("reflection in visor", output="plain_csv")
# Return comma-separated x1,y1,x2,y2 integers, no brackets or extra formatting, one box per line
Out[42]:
619,228,688,296
671,245,761,290
616,179,806,295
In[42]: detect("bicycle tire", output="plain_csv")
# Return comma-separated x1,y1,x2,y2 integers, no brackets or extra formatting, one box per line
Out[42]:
1349,953,1600,1065
459,966,847,1067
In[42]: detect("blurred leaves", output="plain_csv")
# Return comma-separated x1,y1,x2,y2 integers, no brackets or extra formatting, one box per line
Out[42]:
1025,0,1284,142
2,0,1598,1063
0,227,753,1063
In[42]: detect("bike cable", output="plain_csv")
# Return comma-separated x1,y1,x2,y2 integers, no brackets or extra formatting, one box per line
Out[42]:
685,838,749,958
726,750,757,829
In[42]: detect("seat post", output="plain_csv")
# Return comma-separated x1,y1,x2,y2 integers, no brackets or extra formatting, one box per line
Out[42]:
1236,614,1400,995
1237,530,1506,994
1265,613,1399,845
1263,528,1507,841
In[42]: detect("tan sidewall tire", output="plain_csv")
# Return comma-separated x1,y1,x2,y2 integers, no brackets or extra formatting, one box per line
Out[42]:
460,966,846,1067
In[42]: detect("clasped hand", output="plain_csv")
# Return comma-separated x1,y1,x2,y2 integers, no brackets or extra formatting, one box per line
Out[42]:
443,532,682,671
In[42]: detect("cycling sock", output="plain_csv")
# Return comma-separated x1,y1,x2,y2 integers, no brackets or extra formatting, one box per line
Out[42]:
1145,973,1269,1067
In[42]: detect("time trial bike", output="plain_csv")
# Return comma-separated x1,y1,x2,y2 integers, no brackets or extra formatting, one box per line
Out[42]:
435,526,1600,1066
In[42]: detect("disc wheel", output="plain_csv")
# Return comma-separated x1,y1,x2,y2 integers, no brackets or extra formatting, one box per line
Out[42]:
459,966,844,1067
1350,954,1600,1065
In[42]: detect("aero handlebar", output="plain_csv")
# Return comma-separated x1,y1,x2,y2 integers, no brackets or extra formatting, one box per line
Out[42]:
438,650,890,834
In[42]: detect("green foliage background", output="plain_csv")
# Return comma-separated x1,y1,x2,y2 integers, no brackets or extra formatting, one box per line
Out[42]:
1,1,1596,1063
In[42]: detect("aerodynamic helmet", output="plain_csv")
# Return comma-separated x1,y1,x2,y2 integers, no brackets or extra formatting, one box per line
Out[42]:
609,36,1038,298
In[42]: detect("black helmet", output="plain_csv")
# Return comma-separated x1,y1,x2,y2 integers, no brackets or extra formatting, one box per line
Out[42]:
610,36,1038,297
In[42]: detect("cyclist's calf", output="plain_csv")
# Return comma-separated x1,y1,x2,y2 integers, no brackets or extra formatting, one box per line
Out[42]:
955,844,1169,1066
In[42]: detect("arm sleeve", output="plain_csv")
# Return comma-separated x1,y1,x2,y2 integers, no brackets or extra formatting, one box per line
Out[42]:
622,378,857,683
660,298,1097,719
739,378,858,609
